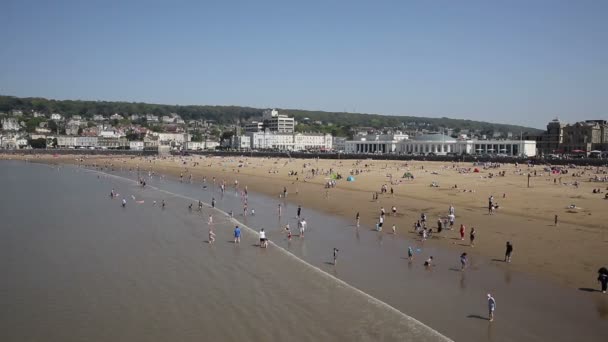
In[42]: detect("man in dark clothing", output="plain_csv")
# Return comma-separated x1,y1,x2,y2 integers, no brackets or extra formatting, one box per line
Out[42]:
504,242,513,263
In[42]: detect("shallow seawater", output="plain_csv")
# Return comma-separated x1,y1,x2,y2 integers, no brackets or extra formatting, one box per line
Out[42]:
0,161,447,342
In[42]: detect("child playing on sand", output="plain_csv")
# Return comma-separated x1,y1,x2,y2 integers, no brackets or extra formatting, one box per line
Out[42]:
208,229,216,244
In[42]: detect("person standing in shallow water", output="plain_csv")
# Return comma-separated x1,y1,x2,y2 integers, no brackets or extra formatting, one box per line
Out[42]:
469,227,476,247
505,241,513,263
487,294,496,322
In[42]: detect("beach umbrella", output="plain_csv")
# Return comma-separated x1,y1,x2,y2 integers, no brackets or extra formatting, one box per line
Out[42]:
571,150,586,153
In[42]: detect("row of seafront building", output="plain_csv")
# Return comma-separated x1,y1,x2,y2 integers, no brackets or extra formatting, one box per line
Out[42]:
343,132,537,157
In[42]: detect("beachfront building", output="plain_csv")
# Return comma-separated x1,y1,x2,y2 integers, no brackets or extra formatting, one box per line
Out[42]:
229,135,251,149
184,140,220,150
244,131,332,151
344,132,409,153
98,137,128,149
129,141,144,151
561,120,608,154
75,136,98,148
471,139,536,156
152,132,190,148
293,133,332,151
398,134,536,156
398,134,469,155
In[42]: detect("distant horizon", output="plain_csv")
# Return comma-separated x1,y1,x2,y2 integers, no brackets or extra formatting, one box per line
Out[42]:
2,1,606,129
1,93,547,130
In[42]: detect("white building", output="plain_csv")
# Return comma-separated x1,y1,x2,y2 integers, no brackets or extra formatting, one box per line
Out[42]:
471,139,536,157
129,141,144,151
33,111,45,118
154,133,190,146
110,113,123,120
75,136,98,148
99,129,121,138
396,134,537,157
184,140,220,150
1,118,20,131
16,138,28,147
230,135,251,149
398,134,469,155
293,133,332,151
51,113,63,121
56,136,76,148
245,131,332,151
146,114,159,122
262,109,295,133
93,114,105,121
344,132,409,154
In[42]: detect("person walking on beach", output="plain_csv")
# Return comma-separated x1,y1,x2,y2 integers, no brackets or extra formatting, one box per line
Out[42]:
392,224,396,235
356,212,360,228
459,224,466,240
333,248,339,265
460,252,468,270
554,214,559,226
121,198,127,207
407,246,414,261
278,204,282,217
598,268,608,294
299,219,307,237
259,228,268,248
505,241,513,263
208,229,216,244
285,224,292,240
470,227,476,247
234,225,241,244
487,294,496,322
208,215,213,226
297,205,301,219
211,197,215,208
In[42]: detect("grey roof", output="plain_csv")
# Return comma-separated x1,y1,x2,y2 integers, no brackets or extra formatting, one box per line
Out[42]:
413,134,456,142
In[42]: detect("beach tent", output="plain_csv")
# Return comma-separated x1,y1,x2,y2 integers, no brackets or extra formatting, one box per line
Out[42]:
347,176,355,182
402,172,414,178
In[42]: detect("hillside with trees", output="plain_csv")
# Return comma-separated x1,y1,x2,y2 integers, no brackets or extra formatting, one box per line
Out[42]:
0,95,542,137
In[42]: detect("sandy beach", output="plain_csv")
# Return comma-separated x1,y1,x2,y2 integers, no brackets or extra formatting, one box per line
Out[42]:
4,153,607,289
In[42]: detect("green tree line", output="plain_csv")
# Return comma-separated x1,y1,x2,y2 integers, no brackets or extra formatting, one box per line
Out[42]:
0,95,542,137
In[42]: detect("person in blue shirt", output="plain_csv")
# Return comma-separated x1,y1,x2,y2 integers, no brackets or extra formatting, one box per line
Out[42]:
234,226,241,244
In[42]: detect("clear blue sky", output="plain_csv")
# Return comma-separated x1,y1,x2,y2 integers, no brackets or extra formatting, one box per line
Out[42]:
1,0,606,128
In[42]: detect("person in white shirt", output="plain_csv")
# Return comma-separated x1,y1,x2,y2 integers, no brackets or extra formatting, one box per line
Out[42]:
259,229,268,248
299,219,307,237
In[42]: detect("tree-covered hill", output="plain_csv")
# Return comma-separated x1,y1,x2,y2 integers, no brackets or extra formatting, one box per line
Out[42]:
0,95,542,136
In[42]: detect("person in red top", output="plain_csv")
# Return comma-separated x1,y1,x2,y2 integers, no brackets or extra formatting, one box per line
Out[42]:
459,224,466,240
